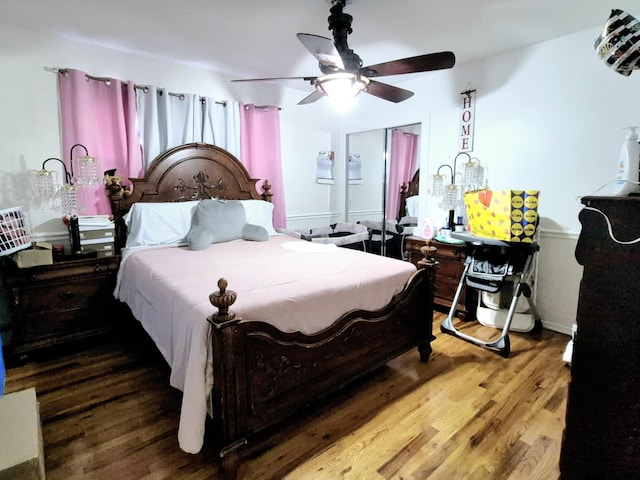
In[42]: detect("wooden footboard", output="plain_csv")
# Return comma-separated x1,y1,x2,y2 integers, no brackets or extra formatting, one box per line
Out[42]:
207,266,435,477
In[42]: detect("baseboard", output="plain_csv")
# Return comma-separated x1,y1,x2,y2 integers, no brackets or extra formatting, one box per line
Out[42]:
541,320,573,337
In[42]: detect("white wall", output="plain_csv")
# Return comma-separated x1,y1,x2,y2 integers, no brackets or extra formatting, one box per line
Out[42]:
279,120,335,230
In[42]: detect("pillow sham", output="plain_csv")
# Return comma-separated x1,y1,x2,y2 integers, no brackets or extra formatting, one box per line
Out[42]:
189,199,247,244
124,201,199,248
239,200,277,235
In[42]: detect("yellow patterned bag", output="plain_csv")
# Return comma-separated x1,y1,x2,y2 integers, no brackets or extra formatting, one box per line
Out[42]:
463,189,540,242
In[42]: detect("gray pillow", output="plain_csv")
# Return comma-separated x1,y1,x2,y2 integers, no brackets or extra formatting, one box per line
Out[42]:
187,226,214,251
242,223,269,242
189,199,247,244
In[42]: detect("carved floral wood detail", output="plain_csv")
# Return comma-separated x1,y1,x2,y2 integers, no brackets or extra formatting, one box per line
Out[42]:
249,309,418,402
173,171,229,200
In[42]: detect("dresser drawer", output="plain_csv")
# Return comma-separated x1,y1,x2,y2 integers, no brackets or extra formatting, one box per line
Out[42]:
428,240,476,320
433,243,464,260
405,237,425,253
15,258,118,283
14,274,115,315
21,306,110,342
436,257,463,278
434,275,457,296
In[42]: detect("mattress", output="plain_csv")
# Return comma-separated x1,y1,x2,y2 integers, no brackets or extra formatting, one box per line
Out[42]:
115,235,417,453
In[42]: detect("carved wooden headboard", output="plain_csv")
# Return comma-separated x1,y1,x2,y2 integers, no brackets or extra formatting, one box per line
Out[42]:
398,169,420,219
108,142,272,249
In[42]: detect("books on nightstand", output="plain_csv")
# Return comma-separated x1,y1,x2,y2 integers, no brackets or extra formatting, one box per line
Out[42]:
78,215,115,256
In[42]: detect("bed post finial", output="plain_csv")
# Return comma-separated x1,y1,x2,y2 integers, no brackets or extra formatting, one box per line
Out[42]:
261,180,273,203
208,278,239,326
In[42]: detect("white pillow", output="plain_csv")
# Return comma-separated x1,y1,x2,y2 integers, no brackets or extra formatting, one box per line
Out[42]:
405,195,420,217
238,200,277,235
124,201,199,248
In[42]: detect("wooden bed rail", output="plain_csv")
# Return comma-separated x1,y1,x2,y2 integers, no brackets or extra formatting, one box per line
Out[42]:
206,267,435,478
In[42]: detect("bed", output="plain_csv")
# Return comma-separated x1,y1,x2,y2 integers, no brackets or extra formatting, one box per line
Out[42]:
108,143,435,478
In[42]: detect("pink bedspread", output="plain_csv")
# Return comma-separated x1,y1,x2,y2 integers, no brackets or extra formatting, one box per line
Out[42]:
115,235,416,453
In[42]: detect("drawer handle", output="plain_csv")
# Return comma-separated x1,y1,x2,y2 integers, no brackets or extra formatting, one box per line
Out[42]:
58,291,77,301
94,264,109,273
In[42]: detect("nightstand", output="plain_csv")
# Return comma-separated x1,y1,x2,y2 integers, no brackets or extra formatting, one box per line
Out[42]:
405,236,477,320
1,254,122,360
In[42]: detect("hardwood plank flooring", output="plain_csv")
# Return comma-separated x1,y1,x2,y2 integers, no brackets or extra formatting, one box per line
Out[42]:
4,312,570,480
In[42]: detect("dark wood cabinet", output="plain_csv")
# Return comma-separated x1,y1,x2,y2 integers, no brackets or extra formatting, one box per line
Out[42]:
560,196,640,478
405,236,476,319
404,235,429,266
1,255,121,360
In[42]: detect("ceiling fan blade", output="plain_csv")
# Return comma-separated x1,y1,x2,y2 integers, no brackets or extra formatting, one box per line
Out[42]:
365,80,414,103
297,90,325,105
297,33,344,70
365,51,456,77
231,76,315,82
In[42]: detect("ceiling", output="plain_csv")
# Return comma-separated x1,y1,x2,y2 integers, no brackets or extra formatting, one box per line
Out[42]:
3,0,639,90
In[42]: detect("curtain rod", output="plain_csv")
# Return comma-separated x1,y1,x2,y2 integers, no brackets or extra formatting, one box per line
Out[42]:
134,85,226,105
248,105,283,111
45,67,226,106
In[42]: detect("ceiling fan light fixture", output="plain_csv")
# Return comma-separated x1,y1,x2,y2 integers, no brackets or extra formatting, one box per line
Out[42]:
233,2,455,105
314,72,369,104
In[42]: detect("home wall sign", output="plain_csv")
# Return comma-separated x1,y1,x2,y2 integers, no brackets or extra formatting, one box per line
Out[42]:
459,87,476,152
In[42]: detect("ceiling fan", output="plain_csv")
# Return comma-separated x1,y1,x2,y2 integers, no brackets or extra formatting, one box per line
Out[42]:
232,0,456,105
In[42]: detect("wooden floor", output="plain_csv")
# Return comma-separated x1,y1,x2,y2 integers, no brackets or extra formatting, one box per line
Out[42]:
4,312,571,480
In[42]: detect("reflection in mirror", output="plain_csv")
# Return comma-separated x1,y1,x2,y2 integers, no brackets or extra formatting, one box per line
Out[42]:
346,129,385,224
346,123,421,258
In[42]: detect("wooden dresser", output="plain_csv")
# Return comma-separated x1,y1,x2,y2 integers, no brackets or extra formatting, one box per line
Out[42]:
405,236,476,319
560,196,640,478
1,255,121,360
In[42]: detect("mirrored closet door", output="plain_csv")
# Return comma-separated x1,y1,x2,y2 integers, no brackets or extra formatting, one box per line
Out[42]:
345,123,421,257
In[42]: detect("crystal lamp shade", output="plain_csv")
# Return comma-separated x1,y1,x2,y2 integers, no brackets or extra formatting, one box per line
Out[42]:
440,183,462,211
74,154,101,187
462,158,487,191
430,173,446,198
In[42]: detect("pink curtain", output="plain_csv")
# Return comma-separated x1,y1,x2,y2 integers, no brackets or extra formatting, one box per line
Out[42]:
239,104,286,228
386,129,419,220
58,69,143,215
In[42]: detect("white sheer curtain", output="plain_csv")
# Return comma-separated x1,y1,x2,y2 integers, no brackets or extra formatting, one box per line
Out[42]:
136,87,202,168
202,98,241,159
137,89,240,169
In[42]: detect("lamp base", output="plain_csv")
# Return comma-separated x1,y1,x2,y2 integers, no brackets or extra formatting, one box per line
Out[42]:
448,209,455,229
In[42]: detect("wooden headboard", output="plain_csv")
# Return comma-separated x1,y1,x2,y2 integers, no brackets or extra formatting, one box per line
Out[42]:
398,169,420,219
107,142,272,249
